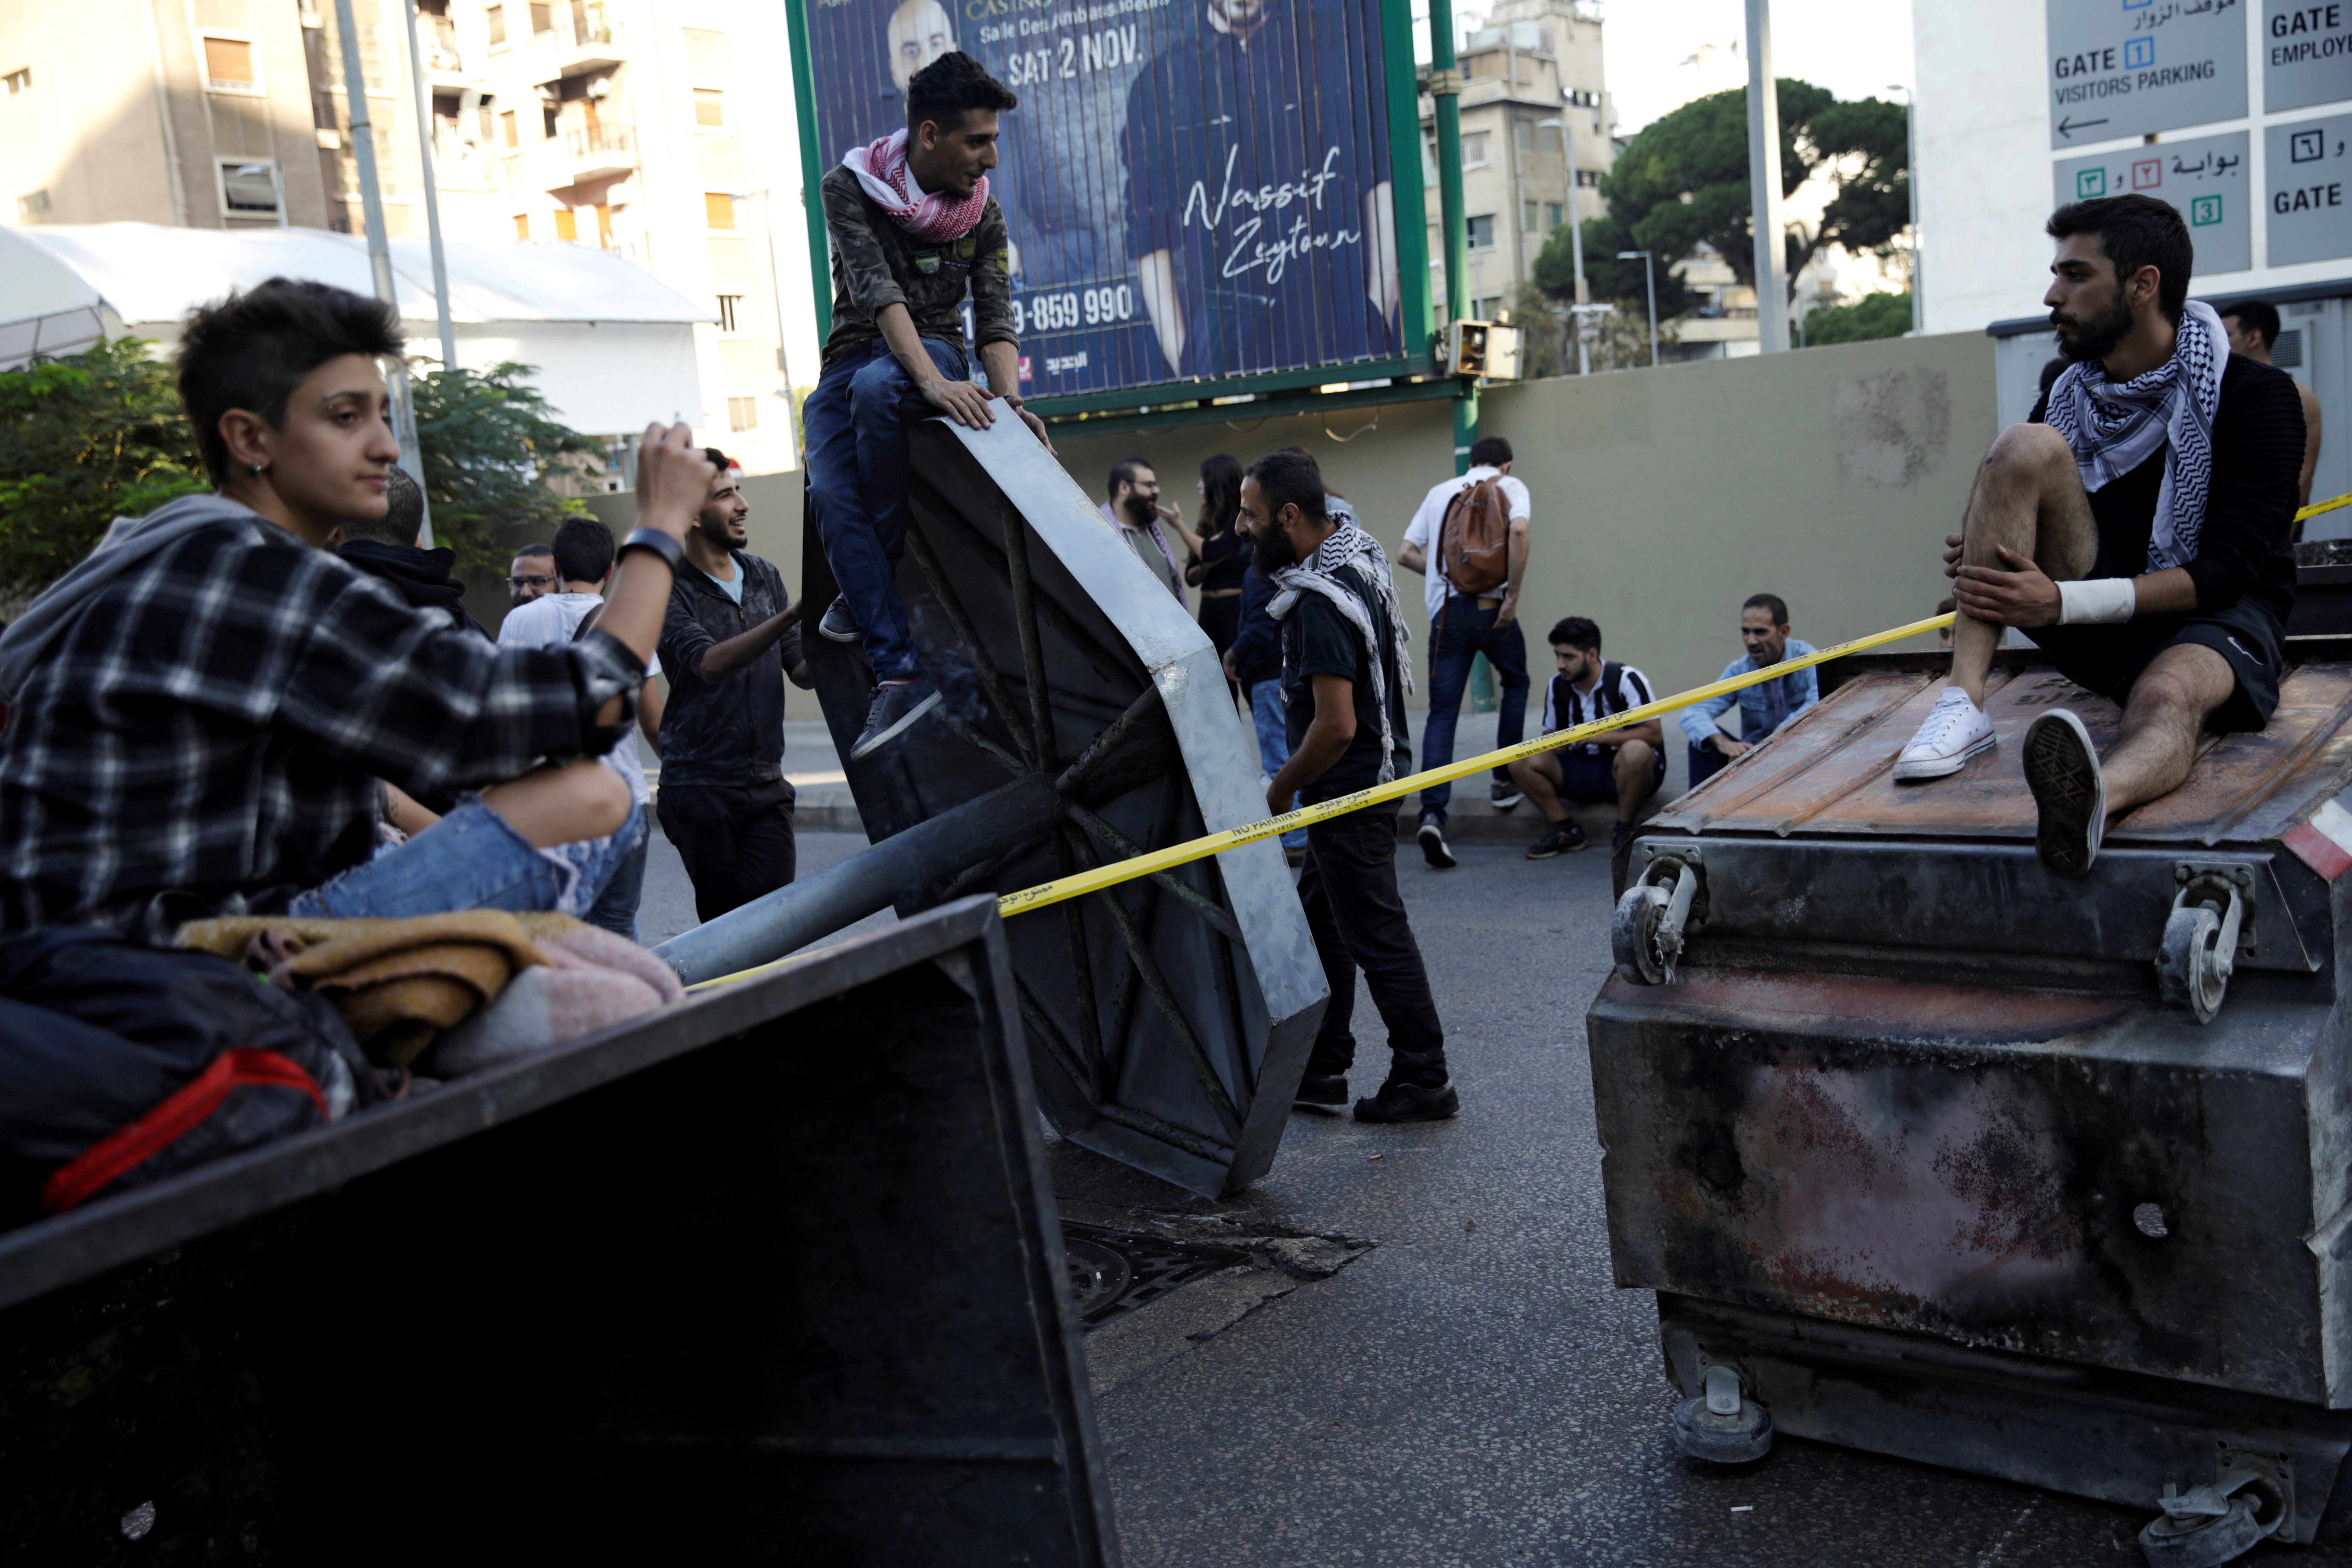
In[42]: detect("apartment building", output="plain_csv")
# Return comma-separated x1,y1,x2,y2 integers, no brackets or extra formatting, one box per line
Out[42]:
0,0,801,474
1420,0,1615,322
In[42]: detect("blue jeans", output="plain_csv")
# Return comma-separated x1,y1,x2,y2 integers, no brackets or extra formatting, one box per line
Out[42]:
582,830,649,941
289,793,644,921
1250,679,1308,850
803,337,971,683
1418,602,1530,825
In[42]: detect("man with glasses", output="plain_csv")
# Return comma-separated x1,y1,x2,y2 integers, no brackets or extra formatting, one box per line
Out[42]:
508,544,556,609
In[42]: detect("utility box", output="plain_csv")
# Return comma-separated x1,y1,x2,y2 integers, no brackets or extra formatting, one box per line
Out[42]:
1444,318,1521,380
1594,634,2352,1561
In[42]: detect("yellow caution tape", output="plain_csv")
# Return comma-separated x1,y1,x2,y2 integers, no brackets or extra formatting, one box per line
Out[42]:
994,609,1959,919
2298,491,2352,524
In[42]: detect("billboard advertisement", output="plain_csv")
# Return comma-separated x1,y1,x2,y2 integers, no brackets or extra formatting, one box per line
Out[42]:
798,0,1415,405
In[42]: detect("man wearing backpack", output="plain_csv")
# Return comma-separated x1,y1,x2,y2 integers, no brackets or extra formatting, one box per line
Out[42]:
1506,617,1664,859
1396,435,1532,869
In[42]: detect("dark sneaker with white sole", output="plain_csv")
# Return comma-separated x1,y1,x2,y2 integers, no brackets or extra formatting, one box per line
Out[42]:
2023,708,2105,878
818,595,860,644
1293,1073,1348,1109
1416,812,1457,869
1490,780,1524,811
850,676,944,760
1354,1079,1460,1123
1525,820,1584,859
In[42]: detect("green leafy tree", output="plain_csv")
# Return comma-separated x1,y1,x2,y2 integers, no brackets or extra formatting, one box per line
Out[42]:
0,338,208,599
410,363,604,575
1542,81,1909,313
1799,291,1914,346
1534,213,1696,322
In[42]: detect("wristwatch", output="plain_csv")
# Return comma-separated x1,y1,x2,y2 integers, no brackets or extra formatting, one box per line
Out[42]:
617,526,683,572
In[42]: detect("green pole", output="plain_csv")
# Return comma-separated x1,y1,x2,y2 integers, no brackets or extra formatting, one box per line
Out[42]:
782,0,831,344
1427,0,1476,475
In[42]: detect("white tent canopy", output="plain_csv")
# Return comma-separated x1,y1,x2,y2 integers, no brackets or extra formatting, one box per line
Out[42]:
0,223,712,436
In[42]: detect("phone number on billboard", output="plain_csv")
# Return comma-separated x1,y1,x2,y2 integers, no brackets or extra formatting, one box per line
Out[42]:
1017,286,1136,333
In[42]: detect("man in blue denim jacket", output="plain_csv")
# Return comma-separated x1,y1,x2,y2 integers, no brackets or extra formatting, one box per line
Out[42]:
1678,594,1818,789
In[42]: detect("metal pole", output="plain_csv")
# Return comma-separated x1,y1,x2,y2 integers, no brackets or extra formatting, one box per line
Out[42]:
1429,0,1476,473
400,0,451,547
1895,84,1922,335
1743,0,1790,354
781,0,833,344
1566,117,1588,375
746,190,804,469
333,0,429,501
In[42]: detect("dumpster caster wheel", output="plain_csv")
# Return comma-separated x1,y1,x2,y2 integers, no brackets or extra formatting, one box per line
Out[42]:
1671,1364,1772,1464
2158,904,2230,1025
2138,1495,2262,1567
1613,885,1672,985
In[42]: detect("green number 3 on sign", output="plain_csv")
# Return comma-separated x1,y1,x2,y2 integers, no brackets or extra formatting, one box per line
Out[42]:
2191,195,2223,226
2078,169,2108,198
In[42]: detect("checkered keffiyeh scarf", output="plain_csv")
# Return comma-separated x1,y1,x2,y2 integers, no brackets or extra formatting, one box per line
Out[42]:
2043,299,2228,571
1267,521,1414,785
841,130,990,244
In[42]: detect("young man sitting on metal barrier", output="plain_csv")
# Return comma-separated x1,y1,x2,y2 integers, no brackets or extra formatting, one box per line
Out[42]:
0,277,710,940
803,49,1052,762
1895,194,2305,877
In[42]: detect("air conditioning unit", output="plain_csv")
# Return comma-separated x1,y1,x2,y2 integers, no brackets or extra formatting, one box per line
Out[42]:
586,76,611,98
1443,319,1523,380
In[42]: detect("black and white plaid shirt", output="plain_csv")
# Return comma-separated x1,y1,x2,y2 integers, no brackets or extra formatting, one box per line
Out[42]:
0,511,641,939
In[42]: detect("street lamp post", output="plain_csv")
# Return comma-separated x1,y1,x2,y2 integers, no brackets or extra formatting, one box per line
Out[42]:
1616,250,1658,367
1537,112,1592,375
1890,83,1921,335
733,189,804,469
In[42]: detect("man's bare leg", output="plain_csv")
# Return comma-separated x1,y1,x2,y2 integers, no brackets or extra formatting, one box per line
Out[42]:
1612,739,1659,824
2101,644,2236,812
1948,424,2102,706
1510,752,1569,822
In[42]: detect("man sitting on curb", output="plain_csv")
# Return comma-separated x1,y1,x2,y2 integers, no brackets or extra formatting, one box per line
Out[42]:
0,278,704,939
1678,594,1818,789
1508,617,1663,859
1894,195,2304,876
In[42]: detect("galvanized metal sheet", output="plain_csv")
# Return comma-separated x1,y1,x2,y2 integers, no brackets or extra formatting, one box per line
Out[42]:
1652,656,2352,850
802,414,1327,1199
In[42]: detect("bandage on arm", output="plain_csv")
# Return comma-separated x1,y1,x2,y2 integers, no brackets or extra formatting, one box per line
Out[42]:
2057,577,2137,625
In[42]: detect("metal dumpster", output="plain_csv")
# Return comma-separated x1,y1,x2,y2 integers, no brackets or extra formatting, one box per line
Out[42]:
1591,635,2352,1562
0,898,1116,1567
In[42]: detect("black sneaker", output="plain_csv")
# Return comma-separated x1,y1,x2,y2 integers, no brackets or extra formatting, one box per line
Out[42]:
1612,822,1636,856
1354,1079,1460,1123
1490,779,1524,811
818,595,860,644
1293,1073,1348,1108
2023,708,2105,878
1416,811,1457,869
849,675,944,760
1526,820,1584,859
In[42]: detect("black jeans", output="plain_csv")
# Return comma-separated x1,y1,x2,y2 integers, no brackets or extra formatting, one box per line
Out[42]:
654,777,797,924
1296,811,1449,1087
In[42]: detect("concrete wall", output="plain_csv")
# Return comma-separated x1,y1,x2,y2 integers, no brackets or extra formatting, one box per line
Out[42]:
570,331,1998,709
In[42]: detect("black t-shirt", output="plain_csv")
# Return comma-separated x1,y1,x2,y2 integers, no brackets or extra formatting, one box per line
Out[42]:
1280,586,1410,803
2031,352,2303,626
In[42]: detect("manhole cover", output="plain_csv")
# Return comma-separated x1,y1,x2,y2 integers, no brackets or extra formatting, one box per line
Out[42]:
1062,1223,1245,1328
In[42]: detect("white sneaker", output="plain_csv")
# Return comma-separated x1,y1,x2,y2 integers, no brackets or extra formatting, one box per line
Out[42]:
1893,688,1996,781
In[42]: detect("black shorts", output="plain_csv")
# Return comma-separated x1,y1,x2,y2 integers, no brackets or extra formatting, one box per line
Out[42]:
1554,747,1668,803
2030,592,2285,734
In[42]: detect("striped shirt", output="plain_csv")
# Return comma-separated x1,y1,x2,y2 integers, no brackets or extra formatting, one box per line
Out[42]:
1542,662,1654,756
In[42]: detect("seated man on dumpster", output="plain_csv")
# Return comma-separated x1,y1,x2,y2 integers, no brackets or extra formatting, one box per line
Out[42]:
1894,194,2305,877
0,276,709,940
804,49,1051,762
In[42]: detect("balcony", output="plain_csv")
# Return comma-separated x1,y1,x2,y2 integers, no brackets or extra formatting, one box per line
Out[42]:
566,125,635,182
558,4,623,76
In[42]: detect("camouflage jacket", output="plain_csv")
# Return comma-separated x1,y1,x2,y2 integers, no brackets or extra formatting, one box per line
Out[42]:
820,164,1017,370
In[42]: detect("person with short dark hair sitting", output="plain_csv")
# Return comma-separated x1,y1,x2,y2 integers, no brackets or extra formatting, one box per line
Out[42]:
0,276,710,939
1508,617,1663,859
1678,593,1818,790
1896,195,2305,877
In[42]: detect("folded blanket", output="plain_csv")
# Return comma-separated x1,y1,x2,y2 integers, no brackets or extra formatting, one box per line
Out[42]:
177,911,682,1070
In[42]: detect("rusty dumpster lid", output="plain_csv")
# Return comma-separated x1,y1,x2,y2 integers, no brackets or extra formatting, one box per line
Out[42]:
1648,642,2352,851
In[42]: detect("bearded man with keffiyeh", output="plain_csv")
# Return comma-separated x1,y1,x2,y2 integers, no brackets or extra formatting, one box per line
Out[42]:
1894,194,2305,878
802,50,1053,763
1245,449,1457,1126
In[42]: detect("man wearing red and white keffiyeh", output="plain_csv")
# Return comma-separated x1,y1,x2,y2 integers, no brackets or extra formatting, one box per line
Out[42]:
802,51,1054,763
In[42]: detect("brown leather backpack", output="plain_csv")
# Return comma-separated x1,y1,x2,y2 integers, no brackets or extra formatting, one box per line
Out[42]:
1437,476,1511,599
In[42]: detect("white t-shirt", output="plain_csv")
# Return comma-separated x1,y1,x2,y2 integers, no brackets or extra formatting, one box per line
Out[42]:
1400,465,1533,622
1543,662,1655,757
497,590,660,803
